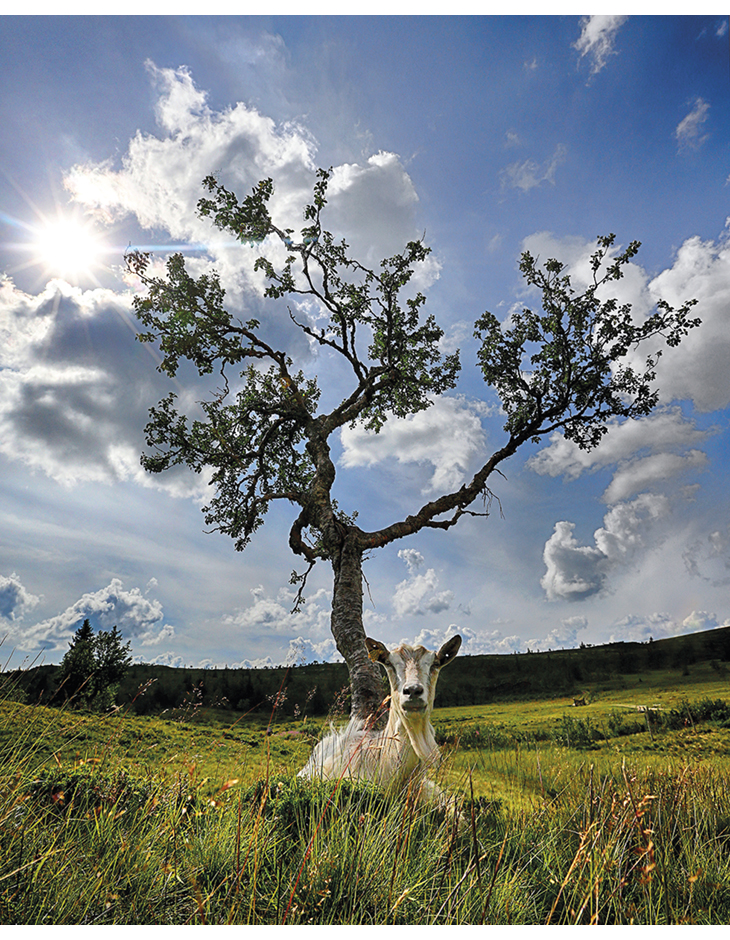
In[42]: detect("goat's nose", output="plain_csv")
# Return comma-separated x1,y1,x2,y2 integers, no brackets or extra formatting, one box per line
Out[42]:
403,683,424,698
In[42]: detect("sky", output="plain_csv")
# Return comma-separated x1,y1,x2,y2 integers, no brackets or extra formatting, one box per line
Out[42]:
1,14,730,671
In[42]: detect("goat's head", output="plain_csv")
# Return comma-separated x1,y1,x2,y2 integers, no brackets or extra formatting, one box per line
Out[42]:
365,635,462,718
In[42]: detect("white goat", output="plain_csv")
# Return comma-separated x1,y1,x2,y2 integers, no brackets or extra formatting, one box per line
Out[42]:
298,634,461,800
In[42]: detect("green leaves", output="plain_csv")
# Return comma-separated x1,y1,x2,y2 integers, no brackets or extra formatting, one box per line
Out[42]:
198,174,275,245
192,171,461,428
475,234,700,449
128,169,465,558
131,252,233,379
58,619,132,708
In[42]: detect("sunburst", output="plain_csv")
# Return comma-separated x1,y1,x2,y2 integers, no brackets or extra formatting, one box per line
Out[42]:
33,214,106,283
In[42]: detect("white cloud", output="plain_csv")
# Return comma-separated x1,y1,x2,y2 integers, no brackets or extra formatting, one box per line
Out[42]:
528,409,708,484
409,623,522,657
593,493,669,563
66,62,317,244
541,494,670,602
682,610,730,632
0,573,41,622
526,615,589,651
683,524,730,586
573,15,628,76
325,151,428,268
644,234,730,412
340,395,488,494
283,635,339,666
500,144,567,193
224,584,332,639
0,277,207,497
675,98,710,151
520,230,652,314
603,449,707,504
541,521,607,602
392,549,454,618
607,611,676,644
16,578,173,652
66,64,430,309
520,229,730,509
605,609,730,645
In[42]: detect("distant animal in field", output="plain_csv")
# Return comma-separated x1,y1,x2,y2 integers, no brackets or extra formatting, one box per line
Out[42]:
298,634,462,802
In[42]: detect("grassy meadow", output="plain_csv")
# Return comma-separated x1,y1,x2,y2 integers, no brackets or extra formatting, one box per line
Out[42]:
2,662,730,925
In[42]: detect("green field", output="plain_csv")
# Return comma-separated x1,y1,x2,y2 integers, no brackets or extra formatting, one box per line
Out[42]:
2,664,730,925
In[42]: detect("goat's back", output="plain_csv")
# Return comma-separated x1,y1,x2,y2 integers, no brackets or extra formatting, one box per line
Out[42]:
298,718,415,786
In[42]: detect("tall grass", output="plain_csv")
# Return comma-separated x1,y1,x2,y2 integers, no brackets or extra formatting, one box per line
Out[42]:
2,681,730,923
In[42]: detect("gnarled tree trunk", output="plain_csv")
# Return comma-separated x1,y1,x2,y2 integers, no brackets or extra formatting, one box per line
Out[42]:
330,530,384,721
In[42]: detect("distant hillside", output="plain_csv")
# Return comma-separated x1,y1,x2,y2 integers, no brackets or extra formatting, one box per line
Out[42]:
9,625,730,718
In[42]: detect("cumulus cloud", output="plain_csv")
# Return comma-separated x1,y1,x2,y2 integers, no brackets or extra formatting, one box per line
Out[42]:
522,228,730,510
573,15,628,76
340,395,489,494
603,449,707,504
500,144,567,193
643,234,730,412
214,584,343,668
392,549,455,618
283,635,339,666
534,615,589,650
521,230,652,314
593,494,669,563
0,63,447,507
65,62,317,245
675,98,710,151
0,573,40,622
607,611,676,644
410,623,523,656
224,584,332,639
541,521,607,602
16,578,173,653
606,609,730,644
683,524,730,586
0,277,207,496
541,494,670,602
67,63,430,306
528,410,708,485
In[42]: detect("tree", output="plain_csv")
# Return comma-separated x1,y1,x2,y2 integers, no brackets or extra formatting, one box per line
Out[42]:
58,618,96,704
126,170,700,721
94,625,134,708
57,619,132,708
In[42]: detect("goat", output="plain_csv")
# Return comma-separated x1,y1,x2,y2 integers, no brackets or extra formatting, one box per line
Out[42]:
298,634,461,801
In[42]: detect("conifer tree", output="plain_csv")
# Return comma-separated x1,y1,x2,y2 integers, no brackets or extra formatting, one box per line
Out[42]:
58,618,96,704
58,620,132,708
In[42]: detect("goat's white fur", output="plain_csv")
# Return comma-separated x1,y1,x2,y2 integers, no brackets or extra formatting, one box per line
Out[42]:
298,635,461,799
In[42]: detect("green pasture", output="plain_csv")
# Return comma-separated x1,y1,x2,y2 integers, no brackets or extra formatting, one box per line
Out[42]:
2,666,730,924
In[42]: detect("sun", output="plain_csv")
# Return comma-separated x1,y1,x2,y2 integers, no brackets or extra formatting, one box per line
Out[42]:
33,214,107,283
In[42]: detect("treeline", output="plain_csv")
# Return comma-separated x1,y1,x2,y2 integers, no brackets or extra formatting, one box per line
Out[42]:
7,625,730,718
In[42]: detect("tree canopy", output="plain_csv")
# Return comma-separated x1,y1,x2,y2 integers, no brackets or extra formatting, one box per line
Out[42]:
126,169,699,719
58,619,133,709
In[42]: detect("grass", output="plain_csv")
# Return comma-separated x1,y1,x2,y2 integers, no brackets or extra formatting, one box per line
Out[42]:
2,668,730,924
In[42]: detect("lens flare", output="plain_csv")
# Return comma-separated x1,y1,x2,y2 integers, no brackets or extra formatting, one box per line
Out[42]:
34,217,104,281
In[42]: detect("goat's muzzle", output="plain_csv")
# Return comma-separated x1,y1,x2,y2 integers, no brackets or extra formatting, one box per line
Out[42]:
401,684,427,711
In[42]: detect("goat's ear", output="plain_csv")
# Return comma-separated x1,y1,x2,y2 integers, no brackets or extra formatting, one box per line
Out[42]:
366,637,390,664
436,634,462,667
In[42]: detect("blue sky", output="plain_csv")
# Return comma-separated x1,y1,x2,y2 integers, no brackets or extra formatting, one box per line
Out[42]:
1,15,730,670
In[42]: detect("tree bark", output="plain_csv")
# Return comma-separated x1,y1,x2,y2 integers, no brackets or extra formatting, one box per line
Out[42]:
330,530,385,722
